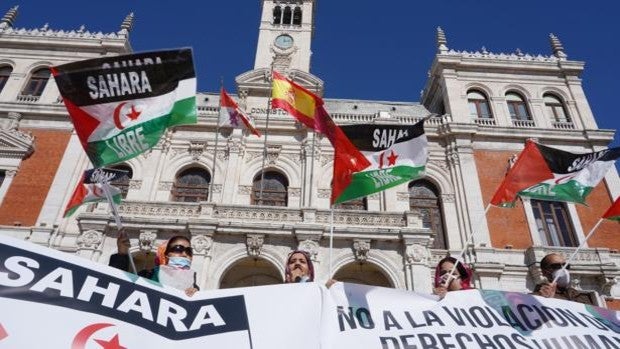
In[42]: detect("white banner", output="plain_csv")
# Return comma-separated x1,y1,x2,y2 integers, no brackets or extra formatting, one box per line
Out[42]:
1,235,619,348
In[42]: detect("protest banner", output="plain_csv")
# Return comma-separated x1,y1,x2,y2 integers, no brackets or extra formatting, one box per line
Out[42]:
1,235,619,348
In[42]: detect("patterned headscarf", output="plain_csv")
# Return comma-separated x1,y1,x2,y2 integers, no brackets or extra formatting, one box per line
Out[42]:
284,250,315,283
434,256,473,290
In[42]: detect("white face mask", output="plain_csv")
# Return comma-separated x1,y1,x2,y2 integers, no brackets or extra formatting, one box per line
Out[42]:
552,268,570,288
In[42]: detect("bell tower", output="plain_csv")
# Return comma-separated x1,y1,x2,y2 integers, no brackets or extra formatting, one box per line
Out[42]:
253,0,315,73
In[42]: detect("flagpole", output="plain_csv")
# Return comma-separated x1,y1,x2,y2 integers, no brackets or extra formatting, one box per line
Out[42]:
101,181,138,274
308,132,316,207
258,69,274,205
443,203,491,287
552,218,604,284
329,206,335,277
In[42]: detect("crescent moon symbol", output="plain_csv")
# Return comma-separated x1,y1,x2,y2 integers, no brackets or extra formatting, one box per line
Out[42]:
113,102,128,130
71,323,114,349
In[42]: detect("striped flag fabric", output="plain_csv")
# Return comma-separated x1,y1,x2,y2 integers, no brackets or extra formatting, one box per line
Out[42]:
491,140,620,207
63,168,127,217
334,122,427,204
52,48,197,167
271,71,370,203
219,88,261,137
603,197,620,221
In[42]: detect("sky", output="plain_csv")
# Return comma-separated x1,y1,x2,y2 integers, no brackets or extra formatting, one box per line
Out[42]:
7,1,620,152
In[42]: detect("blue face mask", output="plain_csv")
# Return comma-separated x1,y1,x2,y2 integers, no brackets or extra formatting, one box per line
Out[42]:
167,256,191,269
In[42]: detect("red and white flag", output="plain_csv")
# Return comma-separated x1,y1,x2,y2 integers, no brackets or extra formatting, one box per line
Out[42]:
219,88,261,137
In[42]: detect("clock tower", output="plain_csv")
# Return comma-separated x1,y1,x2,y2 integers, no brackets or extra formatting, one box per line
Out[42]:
253,0,315,73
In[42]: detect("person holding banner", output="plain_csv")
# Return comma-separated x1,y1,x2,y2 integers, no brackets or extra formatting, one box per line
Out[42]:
110,232,199,296
433,256,474,299
533,253,596,305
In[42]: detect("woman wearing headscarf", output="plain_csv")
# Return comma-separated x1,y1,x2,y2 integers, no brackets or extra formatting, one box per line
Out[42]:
284,250,315,283
109,231,199,296
433,256,473,299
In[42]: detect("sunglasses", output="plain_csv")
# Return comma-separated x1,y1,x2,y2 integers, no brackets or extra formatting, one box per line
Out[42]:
167,244,193,256
547,263,570,270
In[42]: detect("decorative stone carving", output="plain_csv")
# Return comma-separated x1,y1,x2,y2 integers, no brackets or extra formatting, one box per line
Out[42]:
158,181,173,190
188,141,206,160
211,184,223,194
238,185,253,195
244,151,263,164
318,189,331,199
599,276,618,295
441,194,455,203
406,244,429,264
369,193,380,200
138,230,157,252
397,192,410,201
117,202,200,217
298,239,319,262
76,230,103,249
266,145,281,165
246,234,264,257
320,154,334,167
288,187,301,198
227,138,243,155
191,234,213,256
429,158,449,172
129,180,142,190
5,169,17,178
353,239,371,263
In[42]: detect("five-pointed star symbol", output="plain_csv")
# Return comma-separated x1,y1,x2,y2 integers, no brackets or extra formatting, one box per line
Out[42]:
126,105,141,121
94,334,126,349
387,150,399,166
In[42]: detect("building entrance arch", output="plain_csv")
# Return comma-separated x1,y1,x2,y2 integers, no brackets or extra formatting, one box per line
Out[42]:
333,262,393,288
219,257,283,289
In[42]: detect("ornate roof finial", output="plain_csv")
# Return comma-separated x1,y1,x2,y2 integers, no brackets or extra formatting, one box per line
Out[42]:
0,5,19,29
436,26,448,53
118,12,134,34
549,33,567,60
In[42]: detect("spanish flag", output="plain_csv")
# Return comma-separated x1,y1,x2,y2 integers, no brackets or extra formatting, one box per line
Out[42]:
271,71,370,204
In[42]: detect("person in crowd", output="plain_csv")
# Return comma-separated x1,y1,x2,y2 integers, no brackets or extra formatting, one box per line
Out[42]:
533,253,596,305
109,231,199,296
284,250,315,283
433,256,474,299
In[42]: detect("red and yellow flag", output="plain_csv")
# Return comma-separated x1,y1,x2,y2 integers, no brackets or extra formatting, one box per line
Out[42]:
271,71,370,204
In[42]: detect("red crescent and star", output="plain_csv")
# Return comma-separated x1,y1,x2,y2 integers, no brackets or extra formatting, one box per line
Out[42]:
71,323,126,349
113,102,142,130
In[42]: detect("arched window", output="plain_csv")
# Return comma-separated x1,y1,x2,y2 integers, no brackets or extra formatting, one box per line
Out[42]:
282,6,292,25
505,92,531,120
409,180,446,249
21,68,50,97
544,93,570,123
252,171,288,206
292,6,302,25
531,199,577,247
109,165,133,199
335,197,367,210
333,262,393,288
0,66,12,93
273,6,282,24
220,257,283,289
467,90,493,119
172,167,211,202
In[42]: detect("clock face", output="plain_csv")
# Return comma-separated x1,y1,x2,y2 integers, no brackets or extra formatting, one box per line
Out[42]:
274,34,294,49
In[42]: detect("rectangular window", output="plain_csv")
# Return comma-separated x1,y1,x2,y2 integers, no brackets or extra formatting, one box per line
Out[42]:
531,199,577,247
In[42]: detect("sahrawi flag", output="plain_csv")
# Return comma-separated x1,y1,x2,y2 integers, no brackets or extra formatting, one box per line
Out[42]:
491,140,620,207
63,168,128,217
603,197,620,222
52,48,197,167
271,70,370,203
219,87,261,136
334,121,428,204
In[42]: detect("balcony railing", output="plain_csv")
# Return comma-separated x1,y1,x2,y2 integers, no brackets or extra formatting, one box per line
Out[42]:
552,121,575,130
16,94,40,103
511,119,536,128
473,117,496,126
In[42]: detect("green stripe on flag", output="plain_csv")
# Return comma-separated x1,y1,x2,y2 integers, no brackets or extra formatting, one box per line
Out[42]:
86,97,196,167
518,180,594,205
334,165,425,204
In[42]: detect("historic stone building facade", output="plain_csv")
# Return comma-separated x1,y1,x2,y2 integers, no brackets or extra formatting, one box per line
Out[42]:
1,2,619,307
